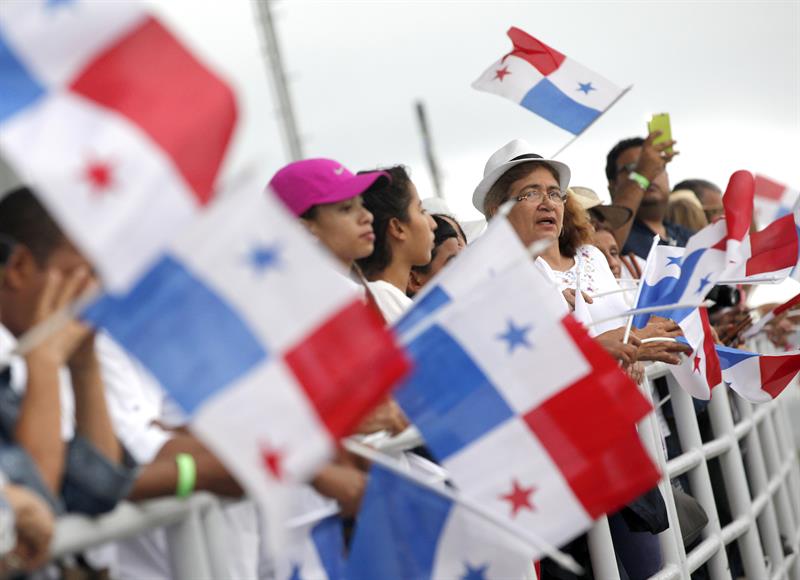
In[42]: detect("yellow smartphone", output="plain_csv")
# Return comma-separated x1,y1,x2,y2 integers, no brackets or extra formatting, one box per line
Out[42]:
648,113,672,153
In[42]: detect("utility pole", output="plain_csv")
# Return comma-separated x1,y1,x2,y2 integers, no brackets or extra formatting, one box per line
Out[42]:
414,100,444,199
253,0,304,161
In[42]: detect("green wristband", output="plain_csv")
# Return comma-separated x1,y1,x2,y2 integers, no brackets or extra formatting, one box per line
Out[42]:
628,171,651,191
175,453,196,498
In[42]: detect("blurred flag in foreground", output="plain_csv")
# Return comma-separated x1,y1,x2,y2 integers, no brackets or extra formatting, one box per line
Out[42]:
753,174,799,230
395,260,658,556
346,465,534,579
84,188,410,497
716,345,800,403
472,27,628,135
0,0,236,291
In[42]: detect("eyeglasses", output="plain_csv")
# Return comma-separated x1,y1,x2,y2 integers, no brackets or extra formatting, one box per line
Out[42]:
514,187,567,205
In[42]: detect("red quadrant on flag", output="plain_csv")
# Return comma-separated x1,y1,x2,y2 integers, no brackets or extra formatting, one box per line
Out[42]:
746,214,798,276
285,300,411,438
70,17,237,205
505,27,565,76
754,174,787,201
761,355,800,399
523,317,659,518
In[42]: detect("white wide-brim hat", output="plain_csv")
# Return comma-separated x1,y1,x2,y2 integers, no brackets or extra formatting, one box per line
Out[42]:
472,139,571,216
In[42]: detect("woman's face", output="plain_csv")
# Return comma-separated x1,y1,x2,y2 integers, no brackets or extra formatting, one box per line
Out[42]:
403,183,438,266
505,166,565,247
592,229,622,278
303,195,374,266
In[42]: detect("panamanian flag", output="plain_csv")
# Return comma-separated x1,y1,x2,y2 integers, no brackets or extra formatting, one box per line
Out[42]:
472,27,628,135
346,465,535,579
83,187,411,508
394,259,659,556
716,345,800,403
753,174,799,230
722,212,800,283
743,292,800,340
394,212,546,338
0,0,237,291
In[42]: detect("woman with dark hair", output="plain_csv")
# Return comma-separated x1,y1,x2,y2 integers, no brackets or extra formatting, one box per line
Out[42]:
407,214,464,297
356,166,437,322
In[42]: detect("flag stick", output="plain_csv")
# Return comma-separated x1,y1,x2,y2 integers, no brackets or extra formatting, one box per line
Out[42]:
550,85,633,159
0,285,102,371
285,504,340,530
342,439,584,575
622,236,659,345
591,286,637,299
589,300,716,330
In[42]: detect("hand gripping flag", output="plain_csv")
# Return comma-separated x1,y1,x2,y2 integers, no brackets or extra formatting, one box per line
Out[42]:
394,260,659,556
0,0,236,291
472,27,628,136
743,292,800,340
753,174,799,229
716,345,800,403
346,465,535,580
83,188,410,498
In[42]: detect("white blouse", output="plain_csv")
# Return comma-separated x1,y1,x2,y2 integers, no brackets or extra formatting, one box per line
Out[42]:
539,245,631,335
367,280,413,324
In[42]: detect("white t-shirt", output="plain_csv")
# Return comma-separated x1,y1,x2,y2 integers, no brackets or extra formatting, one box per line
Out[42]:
367,280,413,324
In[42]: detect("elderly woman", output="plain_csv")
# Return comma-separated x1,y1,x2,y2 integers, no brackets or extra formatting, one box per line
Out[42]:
472,140,690,368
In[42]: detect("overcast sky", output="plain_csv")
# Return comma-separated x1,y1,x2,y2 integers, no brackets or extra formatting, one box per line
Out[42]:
153,0,799,211
150,0,799,303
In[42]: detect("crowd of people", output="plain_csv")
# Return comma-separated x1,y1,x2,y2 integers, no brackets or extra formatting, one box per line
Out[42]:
0,126,796,579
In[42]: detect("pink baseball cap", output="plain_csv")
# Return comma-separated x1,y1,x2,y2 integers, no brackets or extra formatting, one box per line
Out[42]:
268,158,390,217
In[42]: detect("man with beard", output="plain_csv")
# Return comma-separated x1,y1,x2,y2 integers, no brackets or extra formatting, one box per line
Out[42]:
605,132,691,258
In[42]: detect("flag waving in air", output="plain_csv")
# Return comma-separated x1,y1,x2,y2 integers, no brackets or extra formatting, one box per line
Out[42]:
0,0,237,291
395,259,659,556
716,345,800,403
472,27,628,135
753,174,799,229
84,188,410,500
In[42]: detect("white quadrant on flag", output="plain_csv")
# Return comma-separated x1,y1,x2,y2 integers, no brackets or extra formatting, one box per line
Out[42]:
471,54,545,104
0,92,199,291
0,1,147,88
546,57,623,112
171,189,359,352
442,417,592,554
192,359,335,483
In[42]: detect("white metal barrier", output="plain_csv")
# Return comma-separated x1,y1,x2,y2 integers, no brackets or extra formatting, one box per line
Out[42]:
588,362,800,580
51,491,233,578
45,368,800,580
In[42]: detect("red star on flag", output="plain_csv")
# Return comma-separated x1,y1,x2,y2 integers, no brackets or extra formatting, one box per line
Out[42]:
693,354,702,373
84,159,114,195
494,66,511,81
260,443,283,480
499,478,536,517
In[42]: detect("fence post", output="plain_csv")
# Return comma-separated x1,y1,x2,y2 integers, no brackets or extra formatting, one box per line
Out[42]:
587,516,621,580
636,367,689,576
706,385,769,579
734,398,787,576
663,372,730,578
164,500,213,579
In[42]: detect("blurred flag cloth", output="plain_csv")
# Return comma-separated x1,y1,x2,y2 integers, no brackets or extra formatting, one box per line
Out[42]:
84,188,410,495
394,259,659,556
472,27,628,135
753,174,799,230
346,465,535,579
0,0,236,291
716,345,800,403
723,212,800,283
395,213,539,337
